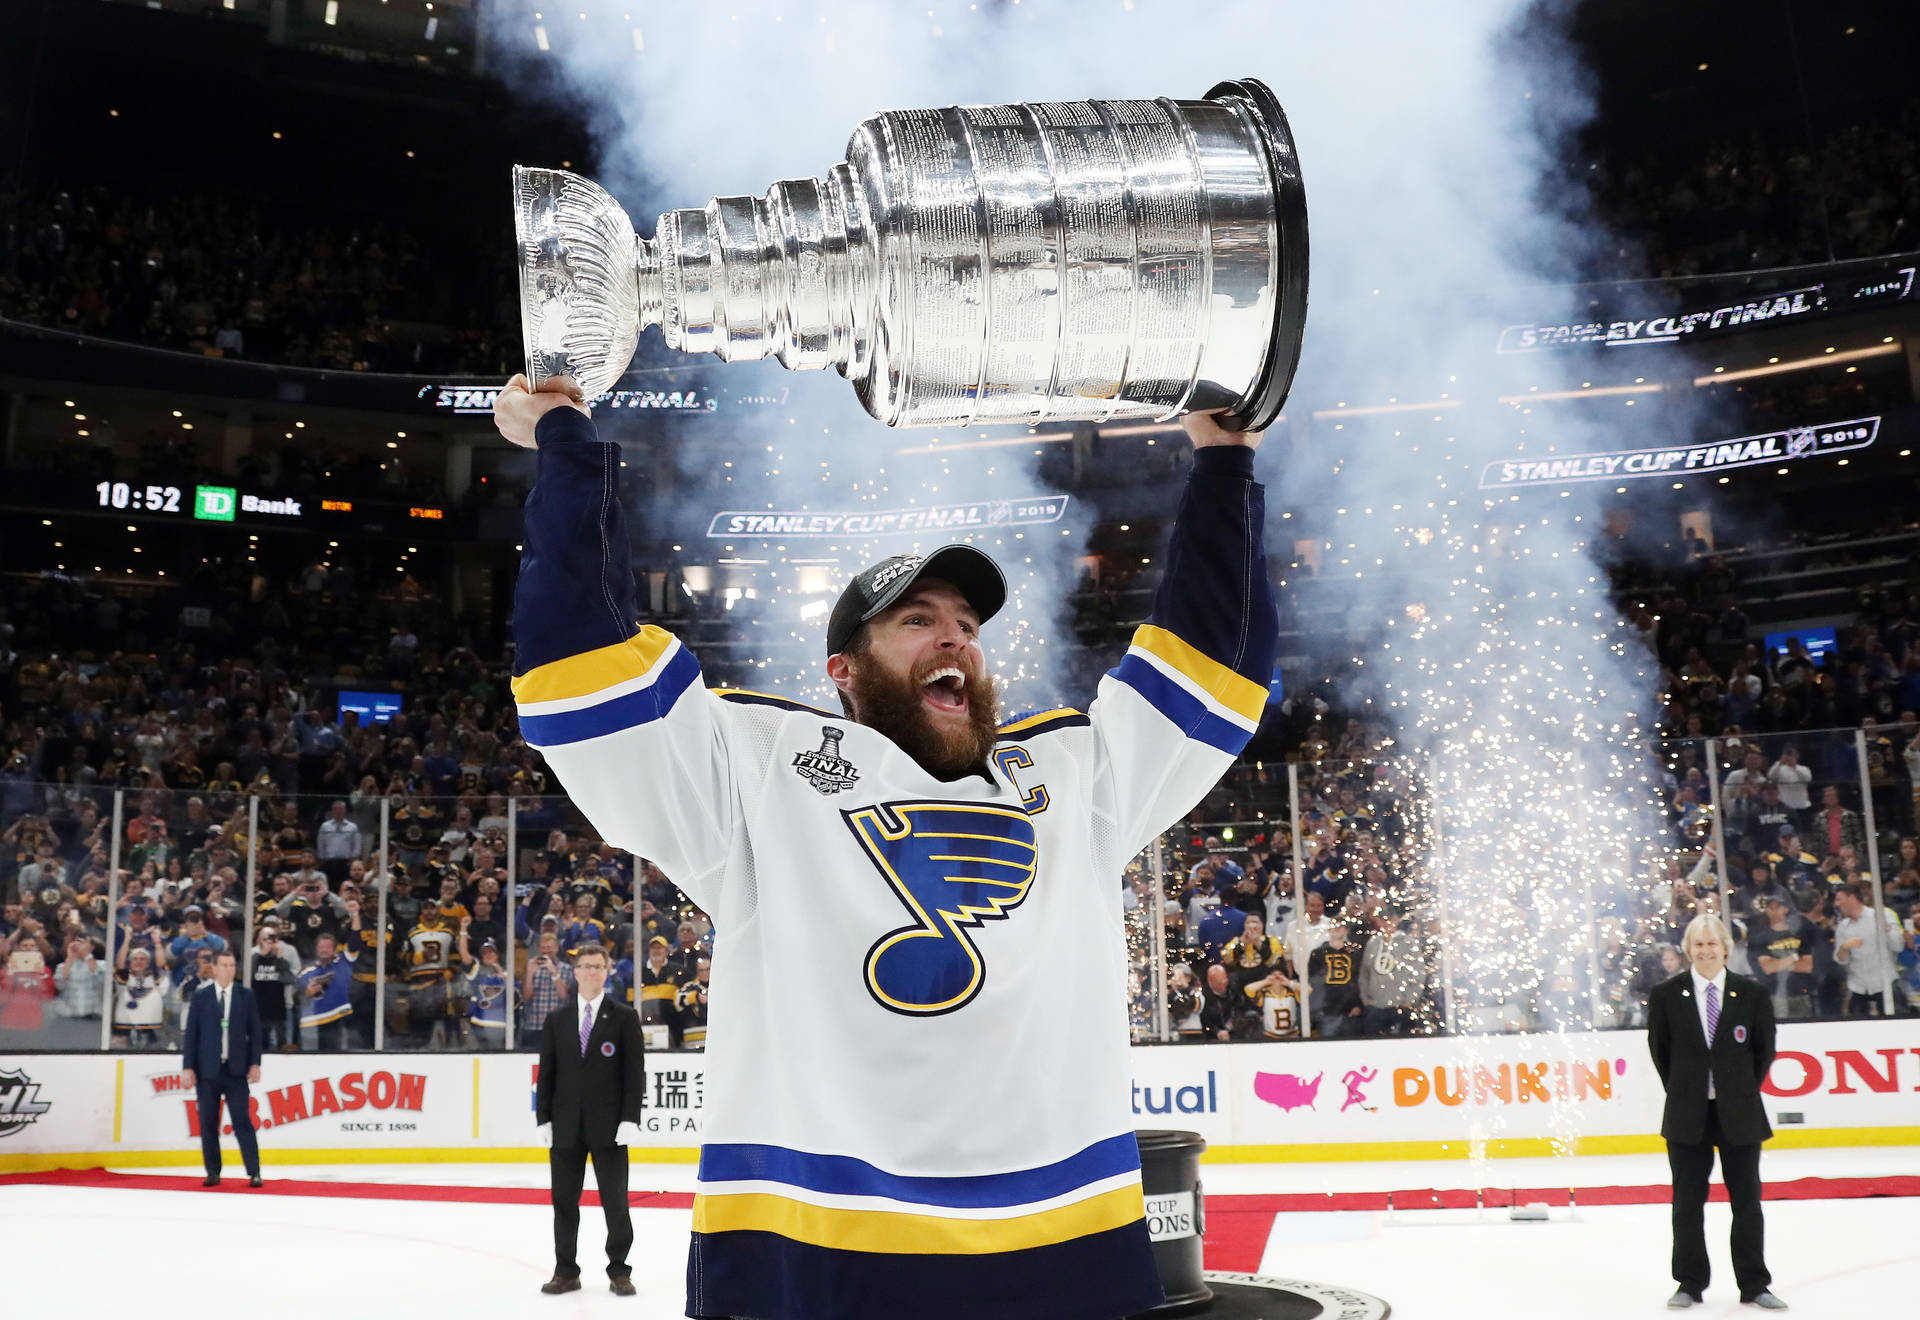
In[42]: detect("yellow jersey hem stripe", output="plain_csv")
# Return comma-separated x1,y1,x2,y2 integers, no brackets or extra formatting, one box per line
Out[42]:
691,1183,1143,1254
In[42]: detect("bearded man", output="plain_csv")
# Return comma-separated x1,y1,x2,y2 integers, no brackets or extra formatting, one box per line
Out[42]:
496,374,1278,1320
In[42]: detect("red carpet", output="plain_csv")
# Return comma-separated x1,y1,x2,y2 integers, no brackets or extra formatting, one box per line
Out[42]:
6,1169,1918,1275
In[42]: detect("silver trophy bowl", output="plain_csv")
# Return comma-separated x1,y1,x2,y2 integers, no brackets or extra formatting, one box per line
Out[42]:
513,78,1306,431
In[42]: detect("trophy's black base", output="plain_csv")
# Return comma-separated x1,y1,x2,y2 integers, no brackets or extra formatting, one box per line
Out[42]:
1129,1273,1392,1320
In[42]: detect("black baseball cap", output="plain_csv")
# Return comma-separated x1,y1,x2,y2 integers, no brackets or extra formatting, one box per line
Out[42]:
825,545,1006,656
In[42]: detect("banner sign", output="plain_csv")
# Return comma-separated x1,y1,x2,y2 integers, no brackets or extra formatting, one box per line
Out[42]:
420,382,718,415
1128,1019,1920,1149
706,495,1069,539
5,1020,1916,1164
1478,417,1879,490
1496,262,1915,353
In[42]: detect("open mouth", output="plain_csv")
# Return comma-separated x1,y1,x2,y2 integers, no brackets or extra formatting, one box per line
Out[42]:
920,665,969,715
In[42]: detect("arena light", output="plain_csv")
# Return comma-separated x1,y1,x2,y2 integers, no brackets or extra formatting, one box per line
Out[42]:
1311,398,1463,418
535,23,550,50
323,0,338,25
1495,383,1663,404
1693,342,1899,386
632,26,644,50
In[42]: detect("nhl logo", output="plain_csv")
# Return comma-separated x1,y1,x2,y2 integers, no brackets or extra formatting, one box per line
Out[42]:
1785,427,1816,458
0,1068,52,1139
793,726,861,796
1734,1024,1747,1044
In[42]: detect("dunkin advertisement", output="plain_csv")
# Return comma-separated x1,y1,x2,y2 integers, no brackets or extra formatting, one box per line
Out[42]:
1128,1020,1920,1154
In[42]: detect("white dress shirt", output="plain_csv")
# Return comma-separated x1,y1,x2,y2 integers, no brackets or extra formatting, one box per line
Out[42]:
1689,967,1727,1099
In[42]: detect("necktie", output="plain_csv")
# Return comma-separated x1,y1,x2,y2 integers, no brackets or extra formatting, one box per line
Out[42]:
580,1001,592,1058
1705,981,1719,1045
220,987,230,1066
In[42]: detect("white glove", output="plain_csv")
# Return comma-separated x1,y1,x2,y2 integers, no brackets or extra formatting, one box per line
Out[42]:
613,1121,642,1147
536,1122,552,1148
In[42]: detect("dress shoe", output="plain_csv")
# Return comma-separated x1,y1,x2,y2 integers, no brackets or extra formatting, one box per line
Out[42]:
610,1275,636,1297
1666,1290,1700,1309
1743,1293,1788,1311
539,1276,581,1295
248,1175,263,1188
202,1175,220,1188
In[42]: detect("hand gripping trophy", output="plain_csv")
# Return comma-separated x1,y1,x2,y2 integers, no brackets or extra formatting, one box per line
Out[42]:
512,77,1308,431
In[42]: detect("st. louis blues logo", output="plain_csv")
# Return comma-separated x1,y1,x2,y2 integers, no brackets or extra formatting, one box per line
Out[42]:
844,801,1038,1016
793,726,860,796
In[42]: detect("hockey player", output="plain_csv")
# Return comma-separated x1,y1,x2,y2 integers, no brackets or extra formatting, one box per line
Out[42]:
496,374,1277,1320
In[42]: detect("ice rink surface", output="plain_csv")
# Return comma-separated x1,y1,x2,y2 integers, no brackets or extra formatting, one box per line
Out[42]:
4,1148,1916,1319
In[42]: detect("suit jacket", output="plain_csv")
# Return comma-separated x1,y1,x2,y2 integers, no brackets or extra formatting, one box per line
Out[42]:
537,993,646,1147
182,981,264,1079
1647,970,1776,1145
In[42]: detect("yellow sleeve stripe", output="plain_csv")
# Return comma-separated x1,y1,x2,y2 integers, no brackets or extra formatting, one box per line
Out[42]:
691,1184,1142,1255
1131,624,1269,722
511,626,677,705
997,707,1085,735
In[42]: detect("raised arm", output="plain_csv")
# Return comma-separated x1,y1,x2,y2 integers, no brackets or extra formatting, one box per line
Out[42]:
1086,412,1280,857
501,381,738,917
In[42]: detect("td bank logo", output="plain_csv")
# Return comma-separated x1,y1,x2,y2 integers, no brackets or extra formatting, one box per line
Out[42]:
194,486,237,522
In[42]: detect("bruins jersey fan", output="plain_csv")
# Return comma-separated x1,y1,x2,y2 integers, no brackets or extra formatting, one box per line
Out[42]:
509,403,1277,1320
676,974,711,1048
1244,978,1302,1039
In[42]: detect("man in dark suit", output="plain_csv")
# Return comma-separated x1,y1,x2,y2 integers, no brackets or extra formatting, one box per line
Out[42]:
1648,913,1786,1311
536,941,646,1296
181,949,264,1188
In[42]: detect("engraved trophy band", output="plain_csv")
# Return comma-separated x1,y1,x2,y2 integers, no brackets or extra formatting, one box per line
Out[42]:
513,77,1307,432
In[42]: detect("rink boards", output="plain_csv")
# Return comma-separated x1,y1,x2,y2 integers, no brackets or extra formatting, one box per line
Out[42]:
3,1021,1917,1171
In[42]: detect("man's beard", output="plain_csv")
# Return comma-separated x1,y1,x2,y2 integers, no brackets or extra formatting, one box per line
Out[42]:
849,656,1001,781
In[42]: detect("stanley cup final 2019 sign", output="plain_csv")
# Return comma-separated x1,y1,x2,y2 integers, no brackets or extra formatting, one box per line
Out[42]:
1495,262,1915,353
1479,417,1880,490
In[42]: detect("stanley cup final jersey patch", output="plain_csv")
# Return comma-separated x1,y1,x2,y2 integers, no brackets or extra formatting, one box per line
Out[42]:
793,725,861,795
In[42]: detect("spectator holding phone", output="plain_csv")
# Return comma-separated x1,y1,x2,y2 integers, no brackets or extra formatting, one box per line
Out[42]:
521,929,571,1036
249,925,299,1051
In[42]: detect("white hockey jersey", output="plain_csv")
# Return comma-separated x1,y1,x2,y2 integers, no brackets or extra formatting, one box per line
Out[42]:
510,406,1278,1320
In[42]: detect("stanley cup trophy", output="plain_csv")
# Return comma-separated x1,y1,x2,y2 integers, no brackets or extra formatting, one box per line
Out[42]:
513,78,1306,432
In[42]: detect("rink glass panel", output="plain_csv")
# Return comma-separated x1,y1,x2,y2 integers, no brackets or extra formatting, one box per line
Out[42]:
9,715,1915,1060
